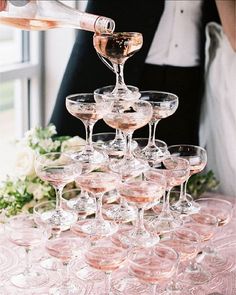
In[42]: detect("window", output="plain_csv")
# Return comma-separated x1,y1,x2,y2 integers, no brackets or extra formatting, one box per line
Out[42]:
0,26,43,176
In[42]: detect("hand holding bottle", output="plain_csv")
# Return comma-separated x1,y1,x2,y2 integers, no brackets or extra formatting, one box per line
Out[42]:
0,0,6,11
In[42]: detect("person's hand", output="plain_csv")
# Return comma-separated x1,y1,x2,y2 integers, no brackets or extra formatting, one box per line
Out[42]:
0,0,7,11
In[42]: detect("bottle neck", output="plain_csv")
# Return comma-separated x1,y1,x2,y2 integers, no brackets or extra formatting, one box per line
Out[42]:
36,0,115,33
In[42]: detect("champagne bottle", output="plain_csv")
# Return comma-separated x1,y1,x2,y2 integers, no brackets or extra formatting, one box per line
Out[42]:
0,0,115,33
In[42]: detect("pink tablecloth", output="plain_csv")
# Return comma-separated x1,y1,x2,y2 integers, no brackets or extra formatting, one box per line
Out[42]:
1,192,236,295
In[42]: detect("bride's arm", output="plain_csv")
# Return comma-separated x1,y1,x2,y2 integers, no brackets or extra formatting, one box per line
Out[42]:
216,0,236,51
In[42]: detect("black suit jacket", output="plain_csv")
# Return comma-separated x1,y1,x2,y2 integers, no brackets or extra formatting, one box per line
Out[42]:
50,0,219,137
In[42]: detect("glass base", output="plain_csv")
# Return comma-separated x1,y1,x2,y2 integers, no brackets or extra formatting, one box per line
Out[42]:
49,282,86,295
71,148,108,172
112,225,159,248
111,85,141,101
162,282,184,295
147,213,183,235
135,142,169,165
171,194,200,215
103,203,137,223
10,267,48,289
72,219,118,239
70,259,105,282
66,197,96,217
109,157,149,180
112,273,153,295
178,264,212,285
40,257,61,271
202,247,234,273
41,208,77,230
103,137,138,158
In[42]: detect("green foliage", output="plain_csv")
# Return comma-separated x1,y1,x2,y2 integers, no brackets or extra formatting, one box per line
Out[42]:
187,170,219,199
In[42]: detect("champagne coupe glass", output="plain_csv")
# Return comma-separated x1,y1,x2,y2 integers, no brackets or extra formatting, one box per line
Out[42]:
65,93,110,170
129,245,179,295
85,244,127,295
35,152,80,228
73,171,120,238
34,200,63,271
146,157,190,234
92,131,138,224
62,188,96,220
104,99,153,178
6,214,49,289
133,137,169,167
179,212,218,285
138,91,178,162
160,228,200,294
193,198,234,273
46,237,87,295
168,145,207,214
113,174,166,248
93,32,143,97
94,85,140,154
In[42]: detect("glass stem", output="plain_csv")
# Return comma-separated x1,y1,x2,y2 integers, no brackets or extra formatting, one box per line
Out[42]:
152,284,156,295
162,189,172,216
183,176,190,196
84,122,94,152
95,193,104,221
62,261,70,286
168,260,180,292
115,129,124,140
104,272,111,294
55,186,63,211
178,182,187,202
136,207,145,233
24,248,31,275
113,63,128,92
124,132,133,160
151,121,159,146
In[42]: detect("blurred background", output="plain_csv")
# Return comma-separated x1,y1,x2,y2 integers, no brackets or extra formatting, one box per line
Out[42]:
0,1,87,177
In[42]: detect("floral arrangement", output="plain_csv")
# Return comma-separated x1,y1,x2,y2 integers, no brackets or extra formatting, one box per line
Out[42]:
0,124,219,217
0,124,85,216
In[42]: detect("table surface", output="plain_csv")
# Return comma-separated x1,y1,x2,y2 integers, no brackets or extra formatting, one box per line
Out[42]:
0,192,236,295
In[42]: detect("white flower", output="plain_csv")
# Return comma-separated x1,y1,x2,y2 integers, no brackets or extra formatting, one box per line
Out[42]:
15,146,36,177
39,138,57,152
27,183,46,201
61,136,86,153
48,124,57,136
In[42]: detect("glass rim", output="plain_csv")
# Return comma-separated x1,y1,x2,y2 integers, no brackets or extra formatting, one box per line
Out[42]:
157,157,190,172
195,197,233,207
33,200,56,212
129,243,179,263
140,90,178,100
168,144,207,153
94,85,139,94
66,93,95,102
133,137,167,146
165,227,201,243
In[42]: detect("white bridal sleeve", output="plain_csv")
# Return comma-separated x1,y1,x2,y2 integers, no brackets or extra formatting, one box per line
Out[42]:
200,22,236,196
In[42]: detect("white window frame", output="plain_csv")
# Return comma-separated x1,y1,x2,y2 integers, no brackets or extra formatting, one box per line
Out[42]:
0,30,44,137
